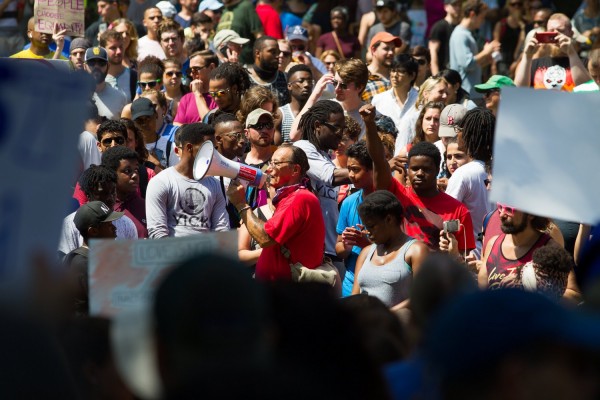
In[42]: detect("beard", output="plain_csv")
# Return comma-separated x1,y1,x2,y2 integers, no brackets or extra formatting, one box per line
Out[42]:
90,68,108,84
501,216,528,234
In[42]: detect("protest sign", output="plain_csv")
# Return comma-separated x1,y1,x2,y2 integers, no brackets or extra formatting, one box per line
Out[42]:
0,59,87,289
34,0,85,36
491,87,600,224
88,231,238,317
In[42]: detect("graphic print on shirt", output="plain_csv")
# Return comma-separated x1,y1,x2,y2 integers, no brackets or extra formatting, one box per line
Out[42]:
533,64,574,91
176,187,208,228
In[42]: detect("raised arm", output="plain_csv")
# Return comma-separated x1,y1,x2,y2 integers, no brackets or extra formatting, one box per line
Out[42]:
514,36,539,87
360,103,392,190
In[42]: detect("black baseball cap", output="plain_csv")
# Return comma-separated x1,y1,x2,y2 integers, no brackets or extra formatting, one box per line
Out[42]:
74,201,124,234
131,98,156,121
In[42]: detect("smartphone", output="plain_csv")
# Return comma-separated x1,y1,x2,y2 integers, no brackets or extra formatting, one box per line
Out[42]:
219,45,228,58
443,219,460,234
535,32,558,44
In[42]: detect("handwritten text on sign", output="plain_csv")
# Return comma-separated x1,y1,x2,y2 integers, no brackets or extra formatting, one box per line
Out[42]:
34,0,84,37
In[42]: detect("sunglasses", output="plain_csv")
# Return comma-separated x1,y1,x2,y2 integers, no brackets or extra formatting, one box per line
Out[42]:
208,88,231,98
497,203,515,216
165,70,183,77
322,121,343,135
101,136,125,146
225,131,245,141
250,121,274,131
138,79,161,88
87,59,107,68
331,79,348,90
279,51,292,57
189,65,207,74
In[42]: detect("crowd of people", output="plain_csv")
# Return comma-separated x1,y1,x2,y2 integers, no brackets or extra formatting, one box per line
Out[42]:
3,0,600,398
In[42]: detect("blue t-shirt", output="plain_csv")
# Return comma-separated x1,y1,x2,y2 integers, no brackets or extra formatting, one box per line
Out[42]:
336,189,365,297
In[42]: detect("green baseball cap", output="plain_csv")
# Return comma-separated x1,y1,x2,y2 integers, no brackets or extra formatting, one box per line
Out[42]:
474,75,515,93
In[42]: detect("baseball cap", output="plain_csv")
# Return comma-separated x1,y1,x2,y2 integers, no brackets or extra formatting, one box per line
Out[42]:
73,201,124,234
245,109,273,128
213,29,250,50
423,289,600,381
70,38,91,53
155,0,177,18
131,98,156,120
285,25,309,42
84,46,108,62
474,74,515,92
199,0,223,12
375,0,396,10
369,31,402,49
438,104,467,138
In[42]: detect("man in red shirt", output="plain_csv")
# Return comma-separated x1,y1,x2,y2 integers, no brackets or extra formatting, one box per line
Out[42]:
361,104,475,254
227,144,325,280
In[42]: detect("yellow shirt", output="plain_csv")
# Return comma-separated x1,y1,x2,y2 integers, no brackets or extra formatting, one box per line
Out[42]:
10,48,66,59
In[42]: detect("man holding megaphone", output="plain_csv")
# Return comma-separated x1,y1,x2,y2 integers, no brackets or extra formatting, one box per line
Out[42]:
145,123,230,238
226,145,326,281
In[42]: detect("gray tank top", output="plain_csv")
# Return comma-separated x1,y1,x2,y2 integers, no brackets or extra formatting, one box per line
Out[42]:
357,239,416,307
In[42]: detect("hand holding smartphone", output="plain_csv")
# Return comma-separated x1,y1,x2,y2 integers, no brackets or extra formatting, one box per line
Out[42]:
535,32,558,44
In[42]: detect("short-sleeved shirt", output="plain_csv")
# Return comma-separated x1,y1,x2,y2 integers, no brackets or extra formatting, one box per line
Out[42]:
256,3,283,39
449,24,481,98
428,19,455,70
293,140,339,255
316,32,360,59
531,57,575,92
336,189,365,296
387,178,475,251
93,84,128,120
174,92,217,124
216,0,263,65
257,187,325,280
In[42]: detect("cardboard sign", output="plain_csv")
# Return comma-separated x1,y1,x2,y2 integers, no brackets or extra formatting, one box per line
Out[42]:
34,0,85,37
88,232,238,317
491,87,600,224
0,59,87,288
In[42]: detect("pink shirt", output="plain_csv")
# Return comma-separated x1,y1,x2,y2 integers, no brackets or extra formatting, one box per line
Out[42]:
174,92,218,124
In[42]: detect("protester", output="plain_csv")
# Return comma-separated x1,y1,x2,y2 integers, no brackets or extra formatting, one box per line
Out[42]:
429,0,462,76
226,144,325,280
69,38,92,71
85,46,128,120
204,62,251,124
157,19,188,74
372,55,419,130
352,190,429,308
100,29,137,102
138,7,166,61
362,32,401,103
333,58,369,139
247,36,290,107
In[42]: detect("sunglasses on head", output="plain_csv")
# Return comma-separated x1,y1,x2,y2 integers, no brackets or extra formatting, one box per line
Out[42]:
208,88,231,98
250,121,274,131
101,136,125,146
497,203,515,216
87,59,107,68
165,71,182,77
138,79,161,88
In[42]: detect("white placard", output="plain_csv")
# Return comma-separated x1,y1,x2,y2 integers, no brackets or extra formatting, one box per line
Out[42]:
490,87,600,224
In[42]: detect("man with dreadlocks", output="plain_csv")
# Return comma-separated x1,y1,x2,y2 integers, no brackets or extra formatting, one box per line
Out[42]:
294,100,351,272
203,62,251,125
446,108,494,256
58,165,138,260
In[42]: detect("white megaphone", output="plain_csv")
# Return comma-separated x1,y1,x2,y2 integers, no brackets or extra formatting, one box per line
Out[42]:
193,141,267,188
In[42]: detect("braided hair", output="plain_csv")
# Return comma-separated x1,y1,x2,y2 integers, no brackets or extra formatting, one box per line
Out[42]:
459,108,495,163
79,165,117,200
298,100,344,148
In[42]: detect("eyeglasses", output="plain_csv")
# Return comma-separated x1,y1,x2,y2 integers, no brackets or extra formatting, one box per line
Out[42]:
165,71,183,77
86,59,107,68
497,203,515,216
208,88,231,98
138,79,161,88
413,57,427,66
101,136,125,146
189,65,207,74
250,121,274,131
289,78,314,86
279,51,291,57
268,160,294,167
322,121,343,135
291,44,305,51
331,79,348,90
225,131,245,141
